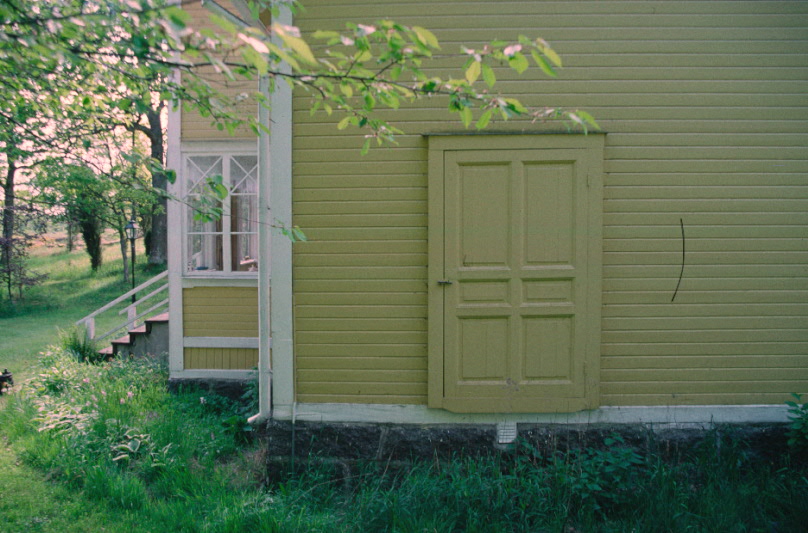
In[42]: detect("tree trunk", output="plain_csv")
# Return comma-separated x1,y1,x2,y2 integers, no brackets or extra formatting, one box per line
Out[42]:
145,106,167,266
119,229,130,284
79,213,103,271
66,218,75,252
2,158,16,300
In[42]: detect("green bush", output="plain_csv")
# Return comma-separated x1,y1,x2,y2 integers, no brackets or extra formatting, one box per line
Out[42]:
58,326,103,364
785,393,808,450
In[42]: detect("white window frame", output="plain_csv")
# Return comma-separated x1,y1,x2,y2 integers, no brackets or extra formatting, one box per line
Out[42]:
180,142,259,279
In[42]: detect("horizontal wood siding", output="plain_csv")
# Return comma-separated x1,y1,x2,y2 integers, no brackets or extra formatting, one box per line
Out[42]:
183,287,259,337
185,348,258,370
293,0,808,406
180,1,257,141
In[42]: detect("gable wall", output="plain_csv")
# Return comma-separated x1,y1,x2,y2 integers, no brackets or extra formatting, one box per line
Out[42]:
292,0,808,406
180,0,257,141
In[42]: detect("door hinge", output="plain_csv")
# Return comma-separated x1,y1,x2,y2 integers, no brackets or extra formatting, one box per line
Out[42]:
437,279,453,286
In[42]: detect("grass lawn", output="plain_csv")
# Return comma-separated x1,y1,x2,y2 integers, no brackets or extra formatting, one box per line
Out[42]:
0,232,157,381
0,441,152,533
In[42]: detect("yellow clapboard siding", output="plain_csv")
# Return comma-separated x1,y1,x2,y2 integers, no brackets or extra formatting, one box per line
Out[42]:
295,294,425,307
601,393,799,406
298,356,427,370
295,214,428,228
602,303,808,318
602,342,808,357
296,344,427,357
298,370,428,383
601,381,807,395
296,394,425,405
604,277,808,291
290,0,808,406
606,187,808,200
295,188,426,202
603,316,808,331
294,201,426,215
303,228,427,241
296,331,427,344
182,287,258,337
602,368,808,382
295,318,427,332
602,329,808,344
294,254,428,267
184,348,258,370
301,1,808,17
604,238,808,253
296,382,427,396
603,355,808,370
295,266,427,280
296,241,426,255
295,305,427,319
296,280,427,292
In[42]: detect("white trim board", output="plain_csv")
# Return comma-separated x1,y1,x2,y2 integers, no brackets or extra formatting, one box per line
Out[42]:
181,277,258,288
170,369,254,381
272,403,790,427
183,336,260,349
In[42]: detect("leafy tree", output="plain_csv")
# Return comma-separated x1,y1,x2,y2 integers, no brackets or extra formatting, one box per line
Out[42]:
1,0,595,277
33,128,159,282
34,164,109,271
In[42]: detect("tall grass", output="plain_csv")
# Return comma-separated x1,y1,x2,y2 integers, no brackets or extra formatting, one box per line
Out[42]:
2,347,807,532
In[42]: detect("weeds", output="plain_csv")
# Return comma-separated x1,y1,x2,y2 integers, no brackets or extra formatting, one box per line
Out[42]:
2,348,807,532
58,326,103,364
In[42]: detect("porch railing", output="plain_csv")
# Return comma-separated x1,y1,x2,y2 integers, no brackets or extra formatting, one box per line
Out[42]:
76,270,169,341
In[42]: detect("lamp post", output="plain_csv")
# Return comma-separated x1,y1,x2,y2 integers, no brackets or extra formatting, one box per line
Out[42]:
125,219,137,303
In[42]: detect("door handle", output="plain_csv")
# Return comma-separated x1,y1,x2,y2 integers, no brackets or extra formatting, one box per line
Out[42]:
437,279,453,286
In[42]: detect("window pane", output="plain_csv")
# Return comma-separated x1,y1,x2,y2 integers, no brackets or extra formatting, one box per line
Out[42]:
188,233,222,272
231,193,257,234
231,233,258,272
187,156,222,194
187,196,222,233
231,156,258,194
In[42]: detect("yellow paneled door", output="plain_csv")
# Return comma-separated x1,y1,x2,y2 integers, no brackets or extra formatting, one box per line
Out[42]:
428,136,604,413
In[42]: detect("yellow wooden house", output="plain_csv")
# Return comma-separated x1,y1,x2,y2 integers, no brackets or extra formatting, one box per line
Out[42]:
165,0,808,431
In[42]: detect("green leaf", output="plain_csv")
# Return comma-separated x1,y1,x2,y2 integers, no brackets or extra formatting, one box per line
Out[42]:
274,24,317,65
508,52,529,74
459,106,473,128
531,50,556,77
412,26,440,49
504,98,527,115
481,63,496,88
337,116,353,130
340,82,353,98
475,108,493,130
465,61,481,84
574,110,600,130
541,45,563,67
313,30,340,41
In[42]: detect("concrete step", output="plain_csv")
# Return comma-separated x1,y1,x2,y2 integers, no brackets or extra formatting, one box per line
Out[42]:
147,313,169,323
100,314,169,359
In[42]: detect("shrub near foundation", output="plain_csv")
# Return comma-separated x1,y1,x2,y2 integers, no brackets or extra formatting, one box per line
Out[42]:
786,393,808,451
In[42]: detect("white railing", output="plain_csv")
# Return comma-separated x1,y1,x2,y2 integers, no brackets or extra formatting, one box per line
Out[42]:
76,270,169,341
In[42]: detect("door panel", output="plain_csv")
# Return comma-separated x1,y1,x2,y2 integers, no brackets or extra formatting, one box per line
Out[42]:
430,138,603,413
